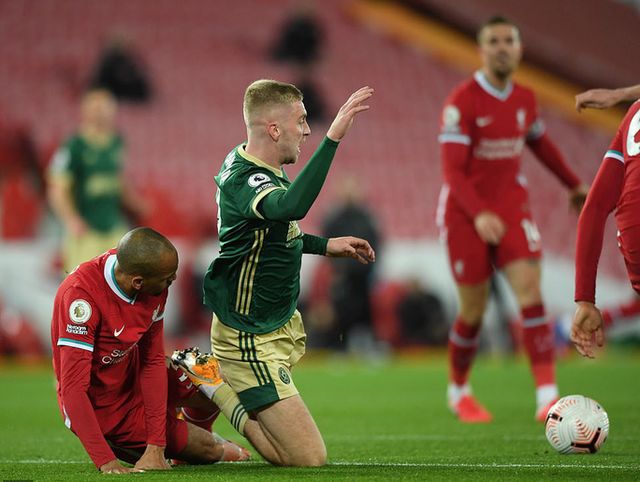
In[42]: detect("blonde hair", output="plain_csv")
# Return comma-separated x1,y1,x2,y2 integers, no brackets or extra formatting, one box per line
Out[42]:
243,79,303,126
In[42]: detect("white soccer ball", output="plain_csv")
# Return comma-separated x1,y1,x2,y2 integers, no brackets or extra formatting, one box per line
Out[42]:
544,395,609,454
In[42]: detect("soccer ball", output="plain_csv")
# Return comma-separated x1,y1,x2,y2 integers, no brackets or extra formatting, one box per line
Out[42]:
544,395,609,454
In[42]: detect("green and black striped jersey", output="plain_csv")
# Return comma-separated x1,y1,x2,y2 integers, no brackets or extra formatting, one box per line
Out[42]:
203,144,305,334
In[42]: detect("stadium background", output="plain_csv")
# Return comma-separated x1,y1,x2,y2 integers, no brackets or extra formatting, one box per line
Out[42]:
2,0,639,352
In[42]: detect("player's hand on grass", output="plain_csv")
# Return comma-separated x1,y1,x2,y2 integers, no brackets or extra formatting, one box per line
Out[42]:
570,301,605,359
326,86,374,142
99,459,144,474
133,444,171,471
473,211,506,245
575,88,624,112
326,236,375,264
569,184,589,214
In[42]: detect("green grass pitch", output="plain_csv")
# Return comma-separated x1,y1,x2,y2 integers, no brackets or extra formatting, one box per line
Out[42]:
0,350,638,481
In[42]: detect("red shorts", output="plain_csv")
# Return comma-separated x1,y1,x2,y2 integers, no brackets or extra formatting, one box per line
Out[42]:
443,215,542,284
617,226,640,295
105,365,200,464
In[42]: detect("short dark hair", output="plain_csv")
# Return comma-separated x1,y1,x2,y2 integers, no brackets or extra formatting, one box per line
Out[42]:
477,15,520,44
116,227,176,277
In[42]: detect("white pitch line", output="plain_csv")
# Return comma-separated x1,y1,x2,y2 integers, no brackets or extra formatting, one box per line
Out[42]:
1,460,638,470
326,434,640,442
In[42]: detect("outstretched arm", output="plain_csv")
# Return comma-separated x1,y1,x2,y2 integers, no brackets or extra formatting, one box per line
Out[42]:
575,85,640,112
326,236,375,264
259,87,374,222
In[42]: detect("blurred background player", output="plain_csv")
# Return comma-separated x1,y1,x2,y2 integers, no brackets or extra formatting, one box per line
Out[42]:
321,176,381,354
437,16,589,423
51,227,248,473
47,88,147,274
572,89,640,357
201,80,375,466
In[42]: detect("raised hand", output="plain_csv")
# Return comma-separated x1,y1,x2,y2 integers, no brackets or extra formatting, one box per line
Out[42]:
326,86,374,142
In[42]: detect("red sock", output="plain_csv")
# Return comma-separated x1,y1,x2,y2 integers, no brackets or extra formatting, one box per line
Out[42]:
521,305,555,387
448,317,481,386
181,406,221,432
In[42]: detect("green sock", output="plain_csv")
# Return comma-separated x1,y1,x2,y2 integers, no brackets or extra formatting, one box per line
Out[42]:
212,383,248,435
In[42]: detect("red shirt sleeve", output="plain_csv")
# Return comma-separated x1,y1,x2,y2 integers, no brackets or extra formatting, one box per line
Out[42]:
575,132,625,302
439,91,490,219
137,298,168,447
56,288,116,468
527,133,581,189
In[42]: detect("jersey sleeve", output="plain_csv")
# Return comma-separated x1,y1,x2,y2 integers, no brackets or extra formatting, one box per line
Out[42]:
48,138,76,183
55,287,116,468
438,90,491,218
137,295,168,447
574,129,625,302
227,168,285,220
525,92,581,189
55,286,100,353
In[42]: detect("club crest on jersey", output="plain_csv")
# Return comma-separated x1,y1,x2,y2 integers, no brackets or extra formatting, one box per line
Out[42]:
69,299,91,324
517,109,527,130
248,173,271,188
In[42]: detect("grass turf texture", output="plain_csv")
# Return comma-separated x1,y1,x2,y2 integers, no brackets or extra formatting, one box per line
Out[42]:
0,351,638,481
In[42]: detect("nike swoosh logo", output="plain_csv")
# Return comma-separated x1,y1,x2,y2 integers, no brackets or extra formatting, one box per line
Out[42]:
114,325,125,337
476,116,492,127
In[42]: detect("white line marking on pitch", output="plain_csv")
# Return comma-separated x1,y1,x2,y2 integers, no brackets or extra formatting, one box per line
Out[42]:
2,460,638,470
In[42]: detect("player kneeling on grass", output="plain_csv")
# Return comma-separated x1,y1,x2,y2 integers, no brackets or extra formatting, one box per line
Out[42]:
51,227,249,474
178,80,375,467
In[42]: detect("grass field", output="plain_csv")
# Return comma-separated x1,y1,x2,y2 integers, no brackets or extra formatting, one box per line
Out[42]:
1,350,639,481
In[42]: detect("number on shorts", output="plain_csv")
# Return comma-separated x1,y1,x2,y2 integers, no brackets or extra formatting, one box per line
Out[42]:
521,219,541,252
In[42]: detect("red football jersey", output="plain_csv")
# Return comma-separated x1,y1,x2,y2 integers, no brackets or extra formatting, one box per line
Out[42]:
609,101,640,231
438,71,550,226
575,101,640,302
51,250,168,467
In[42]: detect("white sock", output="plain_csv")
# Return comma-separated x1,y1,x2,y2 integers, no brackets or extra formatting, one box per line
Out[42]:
536,384,558,409
447,383,471,406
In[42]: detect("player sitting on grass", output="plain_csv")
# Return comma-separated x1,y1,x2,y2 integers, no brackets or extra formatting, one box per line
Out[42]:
51,227,249,473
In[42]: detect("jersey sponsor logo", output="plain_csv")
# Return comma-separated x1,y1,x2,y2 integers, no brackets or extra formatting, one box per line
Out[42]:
474,137,525,160
69,299,92,324
248,173,271,188
476,116,493,127
255,182,275,194
101,344,137,365
114,325,125,337
278,367,291,385
66,324,88,336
